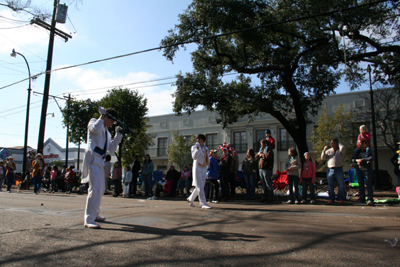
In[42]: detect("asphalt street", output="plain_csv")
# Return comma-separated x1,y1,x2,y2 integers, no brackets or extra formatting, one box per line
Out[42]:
0,191,399,267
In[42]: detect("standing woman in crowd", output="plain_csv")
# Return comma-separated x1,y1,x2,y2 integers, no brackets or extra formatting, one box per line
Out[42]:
220,147,232,202
112,161,123,197
32,154,45,195
5,156,16,193
207,150,220,203
242,148,257,200
142,154,154,198
300,152,316,204
285,147,301,204
50,165,58,193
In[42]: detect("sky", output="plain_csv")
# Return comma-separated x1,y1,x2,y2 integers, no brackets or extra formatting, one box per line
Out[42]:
0,0,363,150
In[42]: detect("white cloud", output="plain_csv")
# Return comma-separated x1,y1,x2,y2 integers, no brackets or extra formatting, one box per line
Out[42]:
53,67,176,116
0,9,49,55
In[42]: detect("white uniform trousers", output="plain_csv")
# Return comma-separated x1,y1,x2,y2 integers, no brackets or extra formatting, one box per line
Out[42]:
188,167,207,206
84,160,105,224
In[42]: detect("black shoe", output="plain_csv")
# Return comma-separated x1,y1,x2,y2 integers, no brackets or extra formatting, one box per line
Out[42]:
260,198,267,203
266,199,275,203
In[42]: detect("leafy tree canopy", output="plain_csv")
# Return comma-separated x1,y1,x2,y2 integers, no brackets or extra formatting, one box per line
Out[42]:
166,130,196,171
161,0,400,156
309,105,357,168
61,88,153,166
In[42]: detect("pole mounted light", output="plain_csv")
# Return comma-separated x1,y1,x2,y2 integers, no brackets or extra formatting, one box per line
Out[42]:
367,64,380,188
10,48,32,179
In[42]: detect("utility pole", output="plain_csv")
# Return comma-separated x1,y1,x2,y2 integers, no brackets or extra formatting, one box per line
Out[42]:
36,0,71,154
65,93,71,167
37,0,58,154
367,65,380,187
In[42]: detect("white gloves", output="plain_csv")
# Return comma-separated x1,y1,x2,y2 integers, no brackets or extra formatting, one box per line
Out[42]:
116,126,124,134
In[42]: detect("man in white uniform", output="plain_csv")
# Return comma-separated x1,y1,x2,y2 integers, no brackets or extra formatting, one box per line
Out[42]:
81,108,123,228
187,134,211,209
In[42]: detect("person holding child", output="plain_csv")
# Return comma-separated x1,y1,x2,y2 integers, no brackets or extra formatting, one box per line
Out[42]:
352,139,374,206
285,147,301,204
122,165,132,197
255,139,275,203
300,152,316,204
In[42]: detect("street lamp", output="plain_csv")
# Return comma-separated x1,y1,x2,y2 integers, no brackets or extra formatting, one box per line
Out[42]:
367,64,380,187
10,49,32,178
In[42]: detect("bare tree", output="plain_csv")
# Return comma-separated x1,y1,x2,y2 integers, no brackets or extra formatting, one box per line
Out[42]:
356,87,400,153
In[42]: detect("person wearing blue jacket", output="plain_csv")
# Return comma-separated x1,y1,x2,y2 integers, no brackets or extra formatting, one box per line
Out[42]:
207,150,220,203
142,154,154,197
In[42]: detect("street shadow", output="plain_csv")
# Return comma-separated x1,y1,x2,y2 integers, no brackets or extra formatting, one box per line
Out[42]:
100,221,263,242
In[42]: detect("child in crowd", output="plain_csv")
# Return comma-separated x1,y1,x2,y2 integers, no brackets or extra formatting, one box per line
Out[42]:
122,165,132,197
300,152,316,204
285,147,301,204
50,165,58,193
178,166,191,197
357,125,371,147
264,129,275,152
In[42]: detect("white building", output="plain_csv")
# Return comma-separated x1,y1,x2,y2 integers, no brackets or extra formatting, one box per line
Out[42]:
145,90,398,185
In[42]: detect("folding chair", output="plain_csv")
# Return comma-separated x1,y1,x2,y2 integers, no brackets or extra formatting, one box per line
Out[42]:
314,171,329,197
152,170,164,196
137,174,144,193
273,170,288,196
346,169,359,198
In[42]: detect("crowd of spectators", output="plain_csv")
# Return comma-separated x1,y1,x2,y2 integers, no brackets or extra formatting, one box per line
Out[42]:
1,126,385,207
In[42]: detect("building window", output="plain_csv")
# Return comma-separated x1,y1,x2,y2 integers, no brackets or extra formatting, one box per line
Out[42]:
279,128,295,151
353,99,365,108
157,138,167,157
253,130,265,152
206,133,218,150
233,131,247,153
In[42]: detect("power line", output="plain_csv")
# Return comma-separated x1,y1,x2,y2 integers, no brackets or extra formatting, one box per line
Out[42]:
0,23,31,29
0,32,47,61
71,76,177,94
0,0,392,91
0,15,30,23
